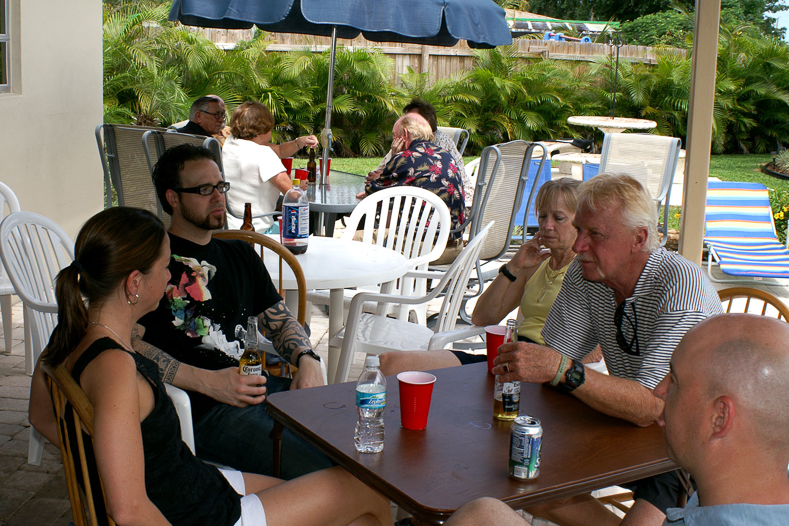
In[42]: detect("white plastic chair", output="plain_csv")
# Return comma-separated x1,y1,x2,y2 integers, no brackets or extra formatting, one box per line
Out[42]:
330,222,493,383
308,186,451,325
0,211,74,465
0,182,27,359
598,133,681,245
164,383,196,454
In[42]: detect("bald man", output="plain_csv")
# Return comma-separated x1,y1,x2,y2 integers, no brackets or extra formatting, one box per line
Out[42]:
444,313,789,526
359,113,466,264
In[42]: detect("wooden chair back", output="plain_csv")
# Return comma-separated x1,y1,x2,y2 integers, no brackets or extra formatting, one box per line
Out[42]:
41,362,116,526
211,230,307,325
718,286,789,320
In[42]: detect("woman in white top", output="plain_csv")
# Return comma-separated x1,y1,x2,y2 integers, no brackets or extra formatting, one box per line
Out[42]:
223,102,316,232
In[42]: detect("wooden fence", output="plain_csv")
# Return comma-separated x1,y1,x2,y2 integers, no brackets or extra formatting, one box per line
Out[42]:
194,27,686,85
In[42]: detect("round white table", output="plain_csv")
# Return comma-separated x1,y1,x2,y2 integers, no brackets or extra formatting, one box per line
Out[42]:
265,236,410,382
568,116,657,135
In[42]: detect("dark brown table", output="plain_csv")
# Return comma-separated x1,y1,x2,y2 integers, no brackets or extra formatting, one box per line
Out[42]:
267,362,674,524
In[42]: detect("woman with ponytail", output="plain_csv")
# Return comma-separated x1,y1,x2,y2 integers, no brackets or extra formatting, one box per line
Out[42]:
29,207,392,526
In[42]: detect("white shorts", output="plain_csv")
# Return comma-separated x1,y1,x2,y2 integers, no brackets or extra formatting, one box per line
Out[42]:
219,469,268,526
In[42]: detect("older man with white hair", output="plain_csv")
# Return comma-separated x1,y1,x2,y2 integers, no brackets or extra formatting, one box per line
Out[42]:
359,112,466,264
493,174,722,526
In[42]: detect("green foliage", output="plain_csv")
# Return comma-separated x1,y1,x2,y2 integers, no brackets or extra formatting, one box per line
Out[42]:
102,2,789,159
620,11,694,48
776,150,789,172
770,188,789,244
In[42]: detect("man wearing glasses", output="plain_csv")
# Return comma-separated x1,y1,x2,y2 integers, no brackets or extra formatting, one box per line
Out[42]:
494,174,722,526
177,95,227,137
133,143,331,479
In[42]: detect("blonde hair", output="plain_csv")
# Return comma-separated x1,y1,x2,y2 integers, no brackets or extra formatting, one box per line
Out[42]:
534,178,581,217
577,174,659,251
230,101,274,140
397,114,434,142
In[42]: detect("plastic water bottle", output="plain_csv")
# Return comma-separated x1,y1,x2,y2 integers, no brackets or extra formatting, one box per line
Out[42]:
281,177,309,254
354,356,386,453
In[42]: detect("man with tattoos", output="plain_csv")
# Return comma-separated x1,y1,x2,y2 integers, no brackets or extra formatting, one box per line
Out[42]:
136,143,331,478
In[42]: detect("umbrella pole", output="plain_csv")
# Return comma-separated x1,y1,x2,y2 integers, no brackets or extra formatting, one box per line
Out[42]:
321,27,337,185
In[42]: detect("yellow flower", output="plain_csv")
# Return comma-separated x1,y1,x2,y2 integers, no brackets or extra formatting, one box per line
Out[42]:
674,213,681,219
783,205,789,212
778,212,785,220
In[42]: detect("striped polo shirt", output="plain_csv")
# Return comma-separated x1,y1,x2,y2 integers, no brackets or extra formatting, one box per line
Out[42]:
541,248,723,389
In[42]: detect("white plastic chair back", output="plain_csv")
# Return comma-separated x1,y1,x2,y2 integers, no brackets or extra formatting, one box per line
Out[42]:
164,384,196,454
0,211,74,465
437,126,470,156
339,187,451,323
343,187,450,266
0,182,21,357
598,133,681,244
332,222,493,383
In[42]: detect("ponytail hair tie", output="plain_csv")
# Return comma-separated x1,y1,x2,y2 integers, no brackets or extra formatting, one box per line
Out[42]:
71,260,86,275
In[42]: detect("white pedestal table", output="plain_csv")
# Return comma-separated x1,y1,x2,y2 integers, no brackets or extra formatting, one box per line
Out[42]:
567,116,657,135
264,236,410,382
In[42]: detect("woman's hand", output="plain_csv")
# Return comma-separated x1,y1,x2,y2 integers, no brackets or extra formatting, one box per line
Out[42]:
509,232,551,272
298,135,319,149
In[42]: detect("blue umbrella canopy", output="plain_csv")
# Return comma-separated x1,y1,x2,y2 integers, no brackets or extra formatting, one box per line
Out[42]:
170,0,512,180
170,0,513,48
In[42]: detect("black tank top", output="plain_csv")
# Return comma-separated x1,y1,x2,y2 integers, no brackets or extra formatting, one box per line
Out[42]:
71,338,242,525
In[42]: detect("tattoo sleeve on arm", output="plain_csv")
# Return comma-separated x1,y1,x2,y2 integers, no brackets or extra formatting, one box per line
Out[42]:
131,325,180,384
258,300,311,365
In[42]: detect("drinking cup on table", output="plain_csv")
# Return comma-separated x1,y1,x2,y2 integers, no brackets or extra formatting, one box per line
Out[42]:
485,325,508,375
295,168,309,181
319,157,332,178
281,157,293,176
397,371,437,430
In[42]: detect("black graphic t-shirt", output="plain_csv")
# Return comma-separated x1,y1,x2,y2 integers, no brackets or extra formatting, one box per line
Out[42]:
139,233,281,420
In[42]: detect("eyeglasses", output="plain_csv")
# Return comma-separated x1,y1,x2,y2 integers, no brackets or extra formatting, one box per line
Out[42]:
175,182,230,196
201,109,226,121
614,301,640,356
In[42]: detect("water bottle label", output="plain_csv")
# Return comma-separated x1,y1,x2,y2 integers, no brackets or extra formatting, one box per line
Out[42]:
356,390,386,409
282,204,309,239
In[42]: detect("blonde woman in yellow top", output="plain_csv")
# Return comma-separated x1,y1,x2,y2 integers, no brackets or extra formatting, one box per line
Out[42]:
380,178,582,375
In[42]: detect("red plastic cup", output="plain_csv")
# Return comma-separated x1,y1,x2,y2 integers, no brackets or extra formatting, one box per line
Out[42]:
397,371,437,430
319,157,332,179
485,325,508,375
281,157,293,176
294,168,308,181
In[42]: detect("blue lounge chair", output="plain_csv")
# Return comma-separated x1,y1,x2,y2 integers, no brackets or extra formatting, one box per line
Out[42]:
704,181,789,283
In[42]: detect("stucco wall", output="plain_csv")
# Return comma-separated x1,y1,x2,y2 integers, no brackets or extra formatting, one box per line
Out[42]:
0,0,103,239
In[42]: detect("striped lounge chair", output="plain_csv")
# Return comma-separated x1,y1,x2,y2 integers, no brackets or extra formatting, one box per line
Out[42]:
704,181,789,283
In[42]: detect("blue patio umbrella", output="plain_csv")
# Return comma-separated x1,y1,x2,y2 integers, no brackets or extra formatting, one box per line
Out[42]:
170,0,513,181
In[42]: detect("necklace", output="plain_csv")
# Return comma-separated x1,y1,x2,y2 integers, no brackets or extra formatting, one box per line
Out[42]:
537,263,564,303
90,321,133,353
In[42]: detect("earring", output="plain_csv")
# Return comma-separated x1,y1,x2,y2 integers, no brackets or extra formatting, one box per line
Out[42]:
126,292,139,306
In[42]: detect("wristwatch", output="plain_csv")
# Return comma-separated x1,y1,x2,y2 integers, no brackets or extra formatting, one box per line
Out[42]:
498,264,517,282
559,360,585,393
295,349,321,366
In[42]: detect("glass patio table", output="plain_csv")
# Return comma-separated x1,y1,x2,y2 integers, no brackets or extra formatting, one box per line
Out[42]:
303,170,366,236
